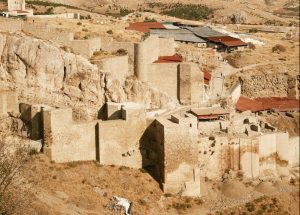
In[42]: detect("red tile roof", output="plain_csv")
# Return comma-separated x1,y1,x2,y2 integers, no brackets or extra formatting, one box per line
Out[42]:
207,36,247,47
153,54,183,63
126,22,165,33
236,96,299,112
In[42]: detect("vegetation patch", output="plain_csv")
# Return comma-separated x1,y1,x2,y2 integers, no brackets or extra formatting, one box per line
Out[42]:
272,44,286,53
27,0,80,10
161,3,213,20
119,8,134,17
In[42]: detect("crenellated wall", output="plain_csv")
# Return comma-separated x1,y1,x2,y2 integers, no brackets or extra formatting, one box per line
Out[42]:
42,102,146,168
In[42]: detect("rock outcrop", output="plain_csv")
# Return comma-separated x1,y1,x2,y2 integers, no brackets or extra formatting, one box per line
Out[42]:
240,72,289,98
0,33,177,120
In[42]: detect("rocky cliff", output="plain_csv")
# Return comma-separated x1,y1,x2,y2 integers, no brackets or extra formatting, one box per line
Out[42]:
240,72,289,98
0,33,177,120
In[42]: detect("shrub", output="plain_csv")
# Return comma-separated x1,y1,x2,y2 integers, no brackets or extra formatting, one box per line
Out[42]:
115,49,127,56
139,168,147,173
272,44,286,53
245,202,255,212
77,22,82,26
29,148,39,156
162,3,213,20
138,199,147,205
0,141,32,214
144,17,157,22
164,193,173,197
208,136,215,141
106,30,113,34
249,28,258,33
172,202,192,211
26,0,80,9
119,8,134,16
248,42,256,50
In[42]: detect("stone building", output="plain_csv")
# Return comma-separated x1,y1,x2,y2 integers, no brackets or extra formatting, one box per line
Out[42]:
8,0,25,11
4,0,33,17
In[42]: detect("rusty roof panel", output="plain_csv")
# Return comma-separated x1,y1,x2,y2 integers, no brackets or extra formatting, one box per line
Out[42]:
153,54,183,63
207,36,247,47
126,22,165,33
236,96,300,112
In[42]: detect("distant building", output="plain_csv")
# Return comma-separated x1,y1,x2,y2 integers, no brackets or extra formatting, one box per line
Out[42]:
8,0,25,11
2,0,33,17
150,29,207,47
184,26,247,52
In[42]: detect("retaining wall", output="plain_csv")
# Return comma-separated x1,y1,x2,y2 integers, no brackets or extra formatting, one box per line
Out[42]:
0,19,22,32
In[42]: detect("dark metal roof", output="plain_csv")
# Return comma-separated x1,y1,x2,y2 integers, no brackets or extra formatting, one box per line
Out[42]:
184,26,225,38
150,29,206,43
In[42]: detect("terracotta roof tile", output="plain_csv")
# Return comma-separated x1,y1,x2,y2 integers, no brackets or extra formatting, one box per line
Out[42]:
153,54,183,63
207,36,247,47
126,22,165,33
236,96,299,112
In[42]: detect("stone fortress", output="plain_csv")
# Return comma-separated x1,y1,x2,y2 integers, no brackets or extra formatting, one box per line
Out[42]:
0,0,299,198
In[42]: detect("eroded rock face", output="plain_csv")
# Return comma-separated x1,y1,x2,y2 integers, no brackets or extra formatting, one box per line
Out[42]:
230,11,248,24
0,33,177,120
240,73,289,98
0,33,103,120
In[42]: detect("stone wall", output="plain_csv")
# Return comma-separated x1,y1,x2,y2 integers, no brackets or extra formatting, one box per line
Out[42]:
70,38,101,58
22,22,101,58
179,63,204,105
148,63,179,99
34,13,80,19
22,23,74,45
198,132,293,180
153,114,200,197
159,38,175,56
145,62,204,104
289,137,299,167
42,102,147,168
43,108,98,162
135,35,160,81
198,136,230,179
100,37,135,75
0,19,22,32
94,55,129,81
